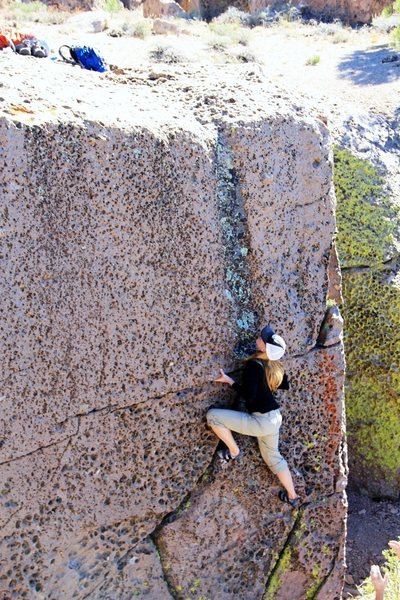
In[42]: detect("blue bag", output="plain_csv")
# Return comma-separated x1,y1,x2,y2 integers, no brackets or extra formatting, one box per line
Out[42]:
59,45,107,72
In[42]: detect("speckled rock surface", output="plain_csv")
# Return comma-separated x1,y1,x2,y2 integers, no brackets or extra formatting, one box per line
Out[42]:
0,57,346,599
155,346,347,600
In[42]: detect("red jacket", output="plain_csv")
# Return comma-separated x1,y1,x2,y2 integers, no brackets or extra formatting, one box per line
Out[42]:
0,28,35,49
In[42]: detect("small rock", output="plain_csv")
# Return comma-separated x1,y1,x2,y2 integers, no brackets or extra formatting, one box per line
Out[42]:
356,141,370,153
143,0,186,18
358,509,366,515
382,55,399,63
180,0,201,15
343,584,361,597
108,29,123,38
67,11,109,34
153,18,182,35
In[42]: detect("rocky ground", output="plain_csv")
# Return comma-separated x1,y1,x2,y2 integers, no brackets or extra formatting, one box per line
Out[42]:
1,4,399,597
1,5,400,114
344,490,400,597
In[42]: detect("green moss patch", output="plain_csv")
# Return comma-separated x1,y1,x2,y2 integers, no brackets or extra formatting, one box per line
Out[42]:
334,147,400,496
334,147,399,268
264,546,293,600
343,270,400,493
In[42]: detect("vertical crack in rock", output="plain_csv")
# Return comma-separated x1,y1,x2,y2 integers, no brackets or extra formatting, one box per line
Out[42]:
2,507,23,530
81,580,104,600
148,534,179,600
263,508,303,599
215,127,257,356
308,545,341,600
316,306,343,349
152,486,196,534
48,437,73,485
263,496,345,599
146,478,211,599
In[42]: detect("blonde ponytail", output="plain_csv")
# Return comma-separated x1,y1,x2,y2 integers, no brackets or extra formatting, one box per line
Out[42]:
246,352,284,391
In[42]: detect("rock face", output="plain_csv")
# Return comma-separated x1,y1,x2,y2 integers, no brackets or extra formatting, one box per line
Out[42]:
333,111,400,500
180,0,201,15
0,59,346,599
201,0,391,23
143,0,186,18
293,0,391,23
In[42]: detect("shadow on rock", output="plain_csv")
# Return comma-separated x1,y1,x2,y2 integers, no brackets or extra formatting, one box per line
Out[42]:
338,46,400,86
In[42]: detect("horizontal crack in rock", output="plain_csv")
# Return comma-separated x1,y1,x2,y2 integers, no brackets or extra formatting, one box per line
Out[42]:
341,252,400,272
55,384,206,426
0,427,79,467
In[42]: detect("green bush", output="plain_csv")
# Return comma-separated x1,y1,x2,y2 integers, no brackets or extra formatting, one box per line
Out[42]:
390,25,400,48
7,0,47,15
382,0,400,15
104,0,123,13
248,9,274,27
214,7,250,26
149,45,184,64
235,49,258,63
357,541,400,599
123,19,152,39
207,22,250,50
382,4,394,16
208,35,230,52
209,22,243,42
305,55,320,65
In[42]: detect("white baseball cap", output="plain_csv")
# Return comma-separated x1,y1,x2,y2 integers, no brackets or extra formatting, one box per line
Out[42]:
261,325,287,361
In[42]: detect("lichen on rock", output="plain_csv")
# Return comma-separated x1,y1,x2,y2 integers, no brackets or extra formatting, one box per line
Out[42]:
334,146,400,499
334,147,399,268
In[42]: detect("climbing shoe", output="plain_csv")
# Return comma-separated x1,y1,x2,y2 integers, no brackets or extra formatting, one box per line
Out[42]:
217,448,243,462
15,40,31,55
278,490,300,509
32,43,47,58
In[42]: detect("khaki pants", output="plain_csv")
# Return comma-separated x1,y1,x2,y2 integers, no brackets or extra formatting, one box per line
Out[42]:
206,407,288,474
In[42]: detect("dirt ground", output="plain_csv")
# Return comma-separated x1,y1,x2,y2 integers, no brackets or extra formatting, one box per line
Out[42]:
344,490,400,597
1,5,399,596
1,8,400,117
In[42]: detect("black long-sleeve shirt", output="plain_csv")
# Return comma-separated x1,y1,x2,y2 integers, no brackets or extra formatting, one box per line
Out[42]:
232,359,289,414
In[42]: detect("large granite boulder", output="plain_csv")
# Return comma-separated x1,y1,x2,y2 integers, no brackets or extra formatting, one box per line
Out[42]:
0,58,346,599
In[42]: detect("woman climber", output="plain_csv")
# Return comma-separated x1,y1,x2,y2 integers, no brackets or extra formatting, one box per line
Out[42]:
206,325,300,509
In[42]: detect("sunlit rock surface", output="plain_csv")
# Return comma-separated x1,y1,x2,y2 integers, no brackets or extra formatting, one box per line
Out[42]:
0,59,346,599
